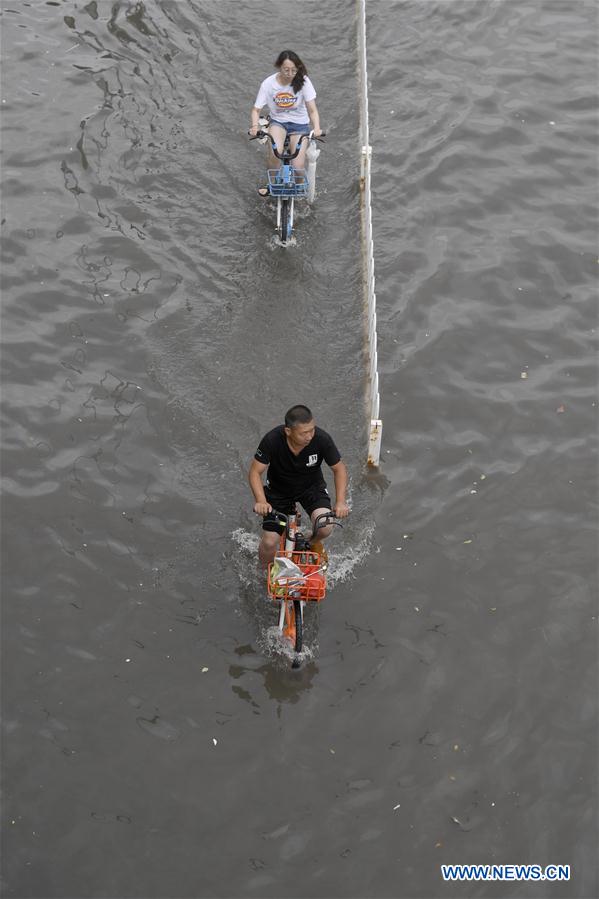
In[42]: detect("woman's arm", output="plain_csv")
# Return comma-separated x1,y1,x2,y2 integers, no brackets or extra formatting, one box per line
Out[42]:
249,105,262,136
306,99,321,137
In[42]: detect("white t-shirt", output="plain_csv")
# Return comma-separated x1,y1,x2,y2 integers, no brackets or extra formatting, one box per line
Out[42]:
254,73,316,124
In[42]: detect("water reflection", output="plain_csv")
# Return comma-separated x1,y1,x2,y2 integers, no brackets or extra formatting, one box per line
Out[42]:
230,644,318,707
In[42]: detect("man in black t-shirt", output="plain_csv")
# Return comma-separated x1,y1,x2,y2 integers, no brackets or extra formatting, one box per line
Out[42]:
248,404,349,565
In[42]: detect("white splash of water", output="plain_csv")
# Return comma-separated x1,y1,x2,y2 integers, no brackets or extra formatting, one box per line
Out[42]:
269,233,298,250
231,527,259,555
260,626,315,665
231,522,374,589
327,521,375,587
292,204,312,222
230,527,261,587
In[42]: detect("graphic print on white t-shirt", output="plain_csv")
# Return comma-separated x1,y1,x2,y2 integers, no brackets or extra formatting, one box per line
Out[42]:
273,89,297,111
254,74,316,124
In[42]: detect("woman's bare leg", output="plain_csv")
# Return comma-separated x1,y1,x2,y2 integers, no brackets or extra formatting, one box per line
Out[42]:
266,123,287,170
289,132,308,171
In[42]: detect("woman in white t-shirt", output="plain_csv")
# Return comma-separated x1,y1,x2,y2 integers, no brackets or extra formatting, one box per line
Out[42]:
250,50,322,196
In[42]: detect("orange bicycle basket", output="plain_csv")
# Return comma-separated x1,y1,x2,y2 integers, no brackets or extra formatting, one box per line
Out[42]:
267,550,327,602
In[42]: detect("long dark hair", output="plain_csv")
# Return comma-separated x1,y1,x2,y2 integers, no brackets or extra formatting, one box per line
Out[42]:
274,50,307,94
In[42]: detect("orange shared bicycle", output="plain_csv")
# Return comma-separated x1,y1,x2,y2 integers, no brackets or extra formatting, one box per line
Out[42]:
267,507,342,668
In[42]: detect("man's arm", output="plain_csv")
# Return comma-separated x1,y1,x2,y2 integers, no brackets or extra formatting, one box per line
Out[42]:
330,461,349,518
248,459,272,515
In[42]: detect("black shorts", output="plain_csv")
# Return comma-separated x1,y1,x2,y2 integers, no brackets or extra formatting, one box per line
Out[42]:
262,483,331,534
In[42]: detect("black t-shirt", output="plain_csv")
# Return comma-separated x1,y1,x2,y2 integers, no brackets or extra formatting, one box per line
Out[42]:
254,425,341,496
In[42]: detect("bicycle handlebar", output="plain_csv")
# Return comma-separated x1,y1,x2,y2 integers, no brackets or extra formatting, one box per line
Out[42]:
269,509,289,527
311,512,343,540
266,508,343,541
248,130,326,159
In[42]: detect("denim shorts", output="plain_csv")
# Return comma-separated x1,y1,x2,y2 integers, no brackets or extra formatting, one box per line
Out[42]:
270,120,311,135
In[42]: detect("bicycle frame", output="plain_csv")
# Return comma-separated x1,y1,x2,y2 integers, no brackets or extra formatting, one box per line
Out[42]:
278,512,303,649
269,133,306,245
266,507,341,668
249,127,325,245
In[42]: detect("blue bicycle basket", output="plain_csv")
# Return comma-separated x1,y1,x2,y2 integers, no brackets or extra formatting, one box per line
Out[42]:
267,168,309,198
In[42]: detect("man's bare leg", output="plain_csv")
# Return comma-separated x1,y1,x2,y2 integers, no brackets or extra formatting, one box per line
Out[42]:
258,530,280,567
310,506,333,558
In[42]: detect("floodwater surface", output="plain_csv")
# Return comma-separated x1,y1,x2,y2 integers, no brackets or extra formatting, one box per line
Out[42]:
1,2,597,898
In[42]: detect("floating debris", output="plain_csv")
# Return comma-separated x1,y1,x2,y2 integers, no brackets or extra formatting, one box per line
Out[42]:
450,815,472,832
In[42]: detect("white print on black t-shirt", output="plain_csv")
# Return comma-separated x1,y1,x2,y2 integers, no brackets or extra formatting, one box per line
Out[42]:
306,454,318,466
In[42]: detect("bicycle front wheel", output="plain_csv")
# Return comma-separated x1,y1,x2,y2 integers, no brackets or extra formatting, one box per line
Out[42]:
293,599,303,654
280,199,289,244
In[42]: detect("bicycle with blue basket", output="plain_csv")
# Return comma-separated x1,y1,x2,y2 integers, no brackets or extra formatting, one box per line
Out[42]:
249,124,326,245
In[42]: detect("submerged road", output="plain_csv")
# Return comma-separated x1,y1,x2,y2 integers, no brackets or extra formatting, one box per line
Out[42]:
2,2,597,897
